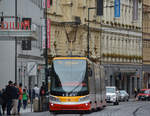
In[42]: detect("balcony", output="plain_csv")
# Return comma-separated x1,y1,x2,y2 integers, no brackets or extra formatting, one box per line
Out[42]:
0,29,37,40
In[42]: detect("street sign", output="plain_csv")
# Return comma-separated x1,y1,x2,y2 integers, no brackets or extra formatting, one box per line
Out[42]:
27,62,37,76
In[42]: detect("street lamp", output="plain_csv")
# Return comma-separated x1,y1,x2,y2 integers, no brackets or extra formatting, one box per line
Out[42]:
87,7,96,58
61,20,80,56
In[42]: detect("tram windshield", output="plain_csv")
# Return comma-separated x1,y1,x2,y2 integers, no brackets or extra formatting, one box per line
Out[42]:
50,59,89,96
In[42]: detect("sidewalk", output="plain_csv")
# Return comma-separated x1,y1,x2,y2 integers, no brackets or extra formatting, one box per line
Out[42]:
19,104,49,116
21,111,49,116
20,102,49,114
20,104,33,114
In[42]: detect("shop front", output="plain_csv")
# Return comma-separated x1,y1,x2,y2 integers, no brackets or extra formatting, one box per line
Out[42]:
143,65,150,89
104,64,142,97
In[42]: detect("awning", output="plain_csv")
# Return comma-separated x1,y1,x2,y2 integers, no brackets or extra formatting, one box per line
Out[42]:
119,68,137,72
0,30,37,40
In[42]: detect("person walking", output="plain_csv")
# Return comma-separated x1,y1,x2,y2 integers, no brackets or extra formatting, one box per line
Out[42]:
40,83,46,97
5,80,14,115
33,84,40,112
39,83,46,111
22,89,28,109
18,83,23,115
134,88,138,98
0,88,3,116
11,83,19,115
33,84,40,98
1,88,7,115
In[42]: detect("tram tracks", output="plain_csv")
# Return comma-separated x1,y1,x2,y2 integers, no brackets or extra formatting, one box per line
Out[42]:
50,112,85,116
50,114,84,116
132,104,147,116
49,101,150,116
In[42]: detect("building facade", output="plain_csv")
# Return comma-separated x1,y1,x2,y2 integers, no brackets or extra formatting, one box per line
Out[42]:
143,0,150,89
101,0,143,96
0,0,45,89
47,0,101,59
47,0,143,97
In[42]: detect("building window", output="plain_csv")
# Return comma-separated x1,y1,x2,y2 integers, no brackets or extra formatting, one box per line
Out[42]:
148,41,150,48
143,40,150,48
50,0,53,5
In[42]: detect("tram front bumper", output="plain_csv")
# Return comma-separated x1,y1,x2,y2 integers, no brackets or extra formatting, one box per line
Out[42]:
49,102,91,111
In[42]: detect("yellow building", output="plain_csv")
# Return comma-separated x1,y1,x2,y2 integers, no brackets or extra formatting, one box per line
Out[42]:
47,0,143,96
47,0,101,61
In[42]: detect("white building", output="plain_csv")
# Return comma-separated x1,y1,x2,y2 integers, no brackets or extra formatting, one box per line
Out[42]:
0,0,45,89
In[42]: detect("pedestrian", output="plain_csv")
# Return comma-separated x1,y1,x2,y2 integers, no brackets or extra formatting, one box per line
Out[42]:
28,88,32,103
40,83,46,97
11,83,19,115
24,86,29,95
32,84,40,112
134,88,137,98
18,83,23,115
0,88,3,116
22,88,28,109
1,88,7,115
33,84,40,98
39,83,46,111
137,88,140,94
5,80,14,115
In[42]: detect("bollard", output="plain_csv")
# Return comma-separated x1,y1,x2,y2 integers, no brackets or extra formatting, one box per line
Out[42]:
33,97,39,112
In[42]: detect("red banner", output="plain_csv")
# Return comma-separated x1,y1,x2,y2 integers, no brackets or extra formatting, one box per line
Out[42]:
47,0,50,8
43,0,50,8
42,19,51,49
47,19,51,48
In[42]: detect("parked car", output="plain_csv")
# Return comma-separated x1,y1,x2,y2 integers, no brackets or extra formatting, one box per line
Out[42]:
106,86,119,105
119,90,129,101
137,89,150,101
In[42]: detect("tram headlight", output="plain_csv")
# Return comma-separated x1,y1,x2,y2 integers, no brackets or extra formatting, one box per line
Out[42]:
49,96,60,102
79,95,89,102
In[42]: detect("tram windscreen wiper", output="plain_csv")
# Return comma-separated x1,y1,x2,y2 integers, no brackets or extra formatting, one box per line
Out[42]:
68,82,84,96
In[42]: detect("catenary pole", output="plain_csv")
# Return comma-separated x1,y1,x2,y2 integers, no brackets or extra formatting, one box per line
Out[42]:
15,0,17,83
87,7,96,58
44,0,48,93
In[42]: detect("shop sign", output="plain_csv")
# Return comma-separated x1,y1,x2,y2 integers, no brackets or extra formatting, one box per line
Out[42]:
27,62,37,76
0,20,30,30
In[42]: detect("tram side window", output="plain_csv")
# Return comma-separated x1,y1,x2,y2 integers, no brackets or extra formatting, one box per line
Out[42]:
50,64,61,89
53,73,62,87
